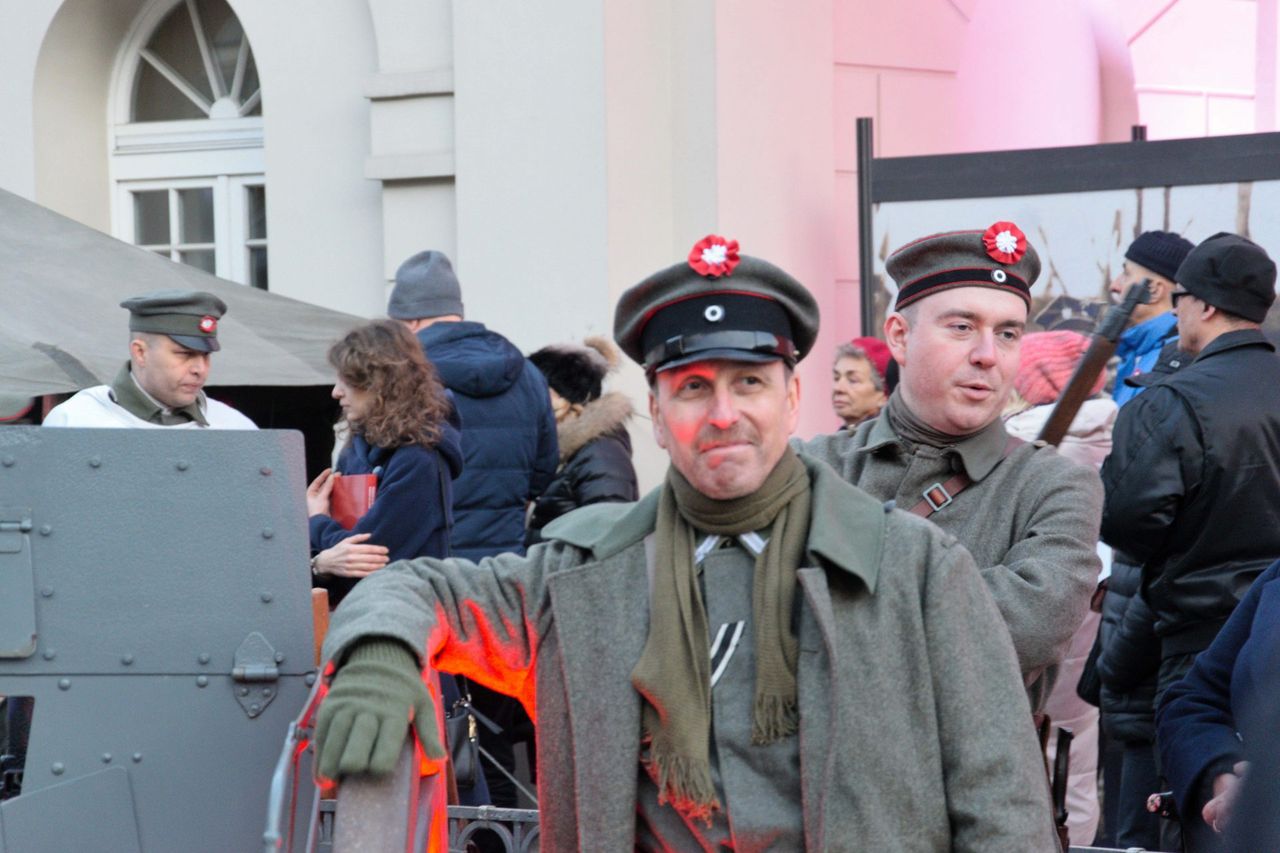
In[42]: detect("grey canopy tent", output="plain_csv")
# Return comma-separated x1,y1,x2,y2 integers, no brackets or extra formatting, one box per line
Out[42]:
0,188,370,473
0,187,364,397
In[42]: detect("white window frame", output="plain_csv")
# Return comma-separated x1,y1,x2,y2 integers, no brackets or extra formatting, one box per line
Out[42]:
228,176,267,286
109,0,266,287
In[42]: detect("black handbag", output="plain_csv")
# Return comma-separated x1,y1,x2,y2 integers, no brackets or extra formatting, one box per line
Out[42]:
446,686,481,789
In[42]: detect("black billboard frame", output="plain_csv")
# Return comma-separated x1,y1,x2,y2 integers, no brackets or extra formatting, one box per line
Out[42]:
856,122,1280,334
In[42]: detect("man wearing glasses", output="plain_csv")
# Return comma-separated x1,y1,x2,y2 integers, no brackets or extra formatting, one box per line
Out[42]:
1100,232,1280,720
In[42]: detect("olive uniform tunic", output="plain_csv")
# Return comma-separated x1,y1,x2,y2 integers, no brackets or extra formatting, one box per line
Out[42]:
800,412,1102,712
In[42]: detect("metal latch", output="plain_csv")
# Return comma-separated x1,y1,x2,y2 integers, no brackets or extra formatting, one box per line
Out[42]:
231,631,280,718
0,507,33,551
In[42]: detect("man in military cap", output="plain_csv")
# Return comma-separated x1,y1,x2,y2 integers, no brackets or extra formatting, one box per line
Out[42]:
801,222,1103,714
314,235,1057,850
43,290,255,429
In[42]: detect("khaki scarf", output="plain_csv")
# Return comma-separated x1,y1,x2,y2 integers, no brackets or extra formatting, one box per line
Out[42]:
630,449,811,821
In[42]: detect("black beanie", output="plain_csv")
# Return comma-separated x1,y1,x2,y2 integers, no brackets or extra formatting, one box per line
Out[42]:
1176,232,1277,323
1125,231,1195,282
529,336,619,405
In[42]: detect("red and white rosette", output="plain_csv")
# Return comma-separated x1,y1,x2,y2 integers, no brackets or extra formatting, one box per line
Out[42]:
688,235,741,278
199,315,218,333
982,221,1027,265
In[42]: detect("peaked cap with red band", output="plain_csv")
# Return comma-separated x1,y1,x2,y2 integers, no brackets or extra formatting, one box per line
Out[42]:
614,234,820,374
121,289,227,353
888,221,1041,311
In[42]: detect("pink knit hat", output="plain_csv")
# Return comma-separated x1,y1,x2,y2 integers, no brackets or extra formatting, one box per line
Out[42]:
1015,330,1103,405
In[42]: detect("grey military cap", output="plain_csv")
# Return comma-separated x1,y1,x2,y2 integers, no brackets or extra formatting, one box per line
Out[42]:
121,289,226,352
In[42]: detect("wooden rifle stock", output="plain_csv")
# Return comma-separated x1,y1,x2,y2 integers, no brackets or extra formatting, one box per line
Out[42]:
1036,280,1152,446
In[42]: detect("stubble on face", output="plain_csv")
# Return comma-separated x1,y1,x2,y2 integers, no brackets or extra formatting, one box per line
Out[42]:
1110,261,1166,326
649,359,800,500
132,335,210,409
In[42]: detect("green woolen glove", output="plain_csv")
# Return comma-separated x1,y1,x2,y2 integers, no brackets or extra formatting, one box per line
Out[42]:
313,638,444,781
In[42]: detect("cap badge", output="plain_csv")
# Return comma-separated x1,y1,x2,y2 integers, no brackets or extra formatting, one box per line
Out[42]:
704,304,725,323
982,221,1027,265
199,316,217,333
991,269,1008,283
688,234,741,278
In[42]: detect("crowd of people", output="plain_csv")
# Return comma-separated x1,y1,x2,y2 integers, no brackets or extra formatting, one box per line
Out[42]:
10,219,1280,851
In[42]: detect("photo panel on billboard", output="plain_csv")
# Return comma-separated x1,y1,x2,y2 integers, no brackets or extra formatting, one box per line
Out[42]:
860,131,1280,340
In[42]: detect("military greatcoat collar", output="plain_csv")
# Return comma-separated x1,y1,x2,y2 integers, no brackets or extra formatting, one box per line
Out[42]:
543,453,885,593
857,410,1010,483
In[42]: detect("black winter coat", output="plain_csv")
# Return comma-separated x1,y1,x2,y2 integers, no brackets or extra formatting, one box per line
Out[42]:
1094,559,1159,742
415,321,558,561
526,392,638,546
1101,329,1280,652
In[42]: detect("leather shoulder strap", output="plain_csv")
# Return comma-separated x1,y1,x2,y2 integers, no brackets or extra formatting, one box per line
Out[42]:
907,435,1024,518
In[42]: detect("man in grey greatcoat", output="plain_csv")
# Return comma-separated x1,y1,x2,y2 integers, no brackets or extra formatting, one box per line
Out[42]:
314,235,1058,850
801,222,1103,714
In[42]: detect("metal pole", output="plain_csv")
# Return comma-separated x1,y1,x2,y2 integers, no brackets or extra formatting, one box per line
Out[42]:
856,117,875,336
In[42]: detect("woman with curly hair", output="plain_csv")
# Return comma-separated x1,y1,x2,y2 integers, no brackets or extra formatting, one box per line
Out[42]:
306,319,464,606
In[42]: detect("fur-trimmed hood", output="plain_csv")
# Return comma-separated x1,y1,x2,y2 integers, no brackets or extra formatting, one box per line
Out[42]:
557,391,634,463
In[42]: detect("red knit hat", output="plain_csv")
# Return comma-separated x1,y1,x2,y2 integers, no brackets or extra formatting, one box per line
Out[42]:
1015,330,1103,406
848,336,892,382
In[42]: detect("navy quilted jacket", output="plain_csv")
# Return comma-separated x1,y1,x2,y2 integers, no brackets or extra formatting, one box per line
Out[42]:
416,321,558,560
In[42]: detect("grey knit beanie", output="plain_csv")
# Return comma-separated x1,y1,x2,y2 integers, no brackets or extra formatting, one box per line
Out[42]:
387,250,464,320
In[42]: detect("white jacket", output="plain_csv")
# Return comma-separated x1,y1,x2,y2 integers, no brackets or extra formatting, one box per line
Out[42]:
43,385,256,430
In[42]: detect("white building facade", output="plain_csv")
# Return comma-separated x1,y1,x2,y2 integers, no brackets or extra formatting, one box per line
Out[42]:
1,0,1272,472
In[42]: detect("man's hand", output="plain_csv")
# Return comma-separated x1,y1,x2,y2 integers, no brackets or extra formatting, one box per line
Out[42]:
313,640,444,781
307,468,335,517
313,533,390,578
1202,761,1249,834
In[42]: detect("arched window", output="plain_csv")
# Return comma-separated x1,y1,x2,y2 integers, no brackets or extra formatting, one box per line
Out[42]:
111,0,268,289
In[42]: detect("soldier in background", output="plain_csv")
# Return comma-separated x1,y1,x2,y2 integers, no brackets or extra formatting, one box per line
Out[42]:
43,290,255,429
802,222,1102,714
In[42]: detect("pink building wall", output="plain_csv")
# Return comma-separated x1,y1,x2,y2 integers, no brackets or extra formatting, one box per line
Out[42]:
772,0,1272,435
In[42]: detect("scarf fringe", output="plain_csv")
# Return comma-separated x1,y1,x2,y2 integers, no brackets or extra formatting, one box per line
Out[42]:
751,692,799,744
645,738,721,823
